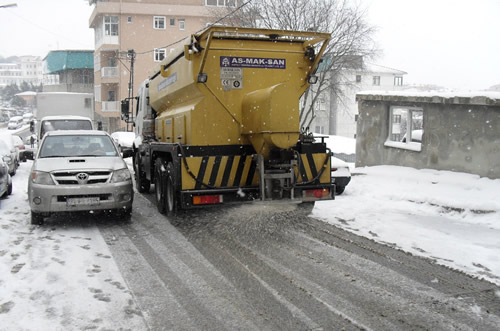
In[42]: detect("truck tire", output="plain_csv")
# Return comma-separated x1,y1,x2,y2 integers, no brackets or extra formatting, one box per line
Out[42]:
165,162,177,216
154,158,167,214
134,152,150,193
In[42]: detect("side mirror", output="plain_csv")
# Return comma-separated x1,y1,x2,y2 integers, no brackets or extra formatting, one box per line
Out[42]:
121,99,130,122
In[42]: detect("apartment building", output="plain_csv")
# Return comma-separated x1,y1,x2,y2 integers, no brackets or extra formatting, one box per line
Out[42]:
89,0,236,132
0,56,43,88
310,61,407,138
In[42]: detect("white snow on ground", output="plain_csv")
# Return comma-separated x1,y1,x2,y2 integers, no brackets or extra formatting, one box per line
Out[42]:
0,135,499,329
313,166,500,286
0,161,147,330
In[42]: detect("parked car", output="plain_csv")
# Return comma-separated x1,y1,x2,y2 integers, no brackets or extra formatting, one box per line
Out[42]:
0,159,12,198
0,132,22,166
28,130,134,225
0,139,17,175
11,135,26,162
8,116,23,130
331,156,351,195
110,131,135,153
401,129,423,143
22,112,34,124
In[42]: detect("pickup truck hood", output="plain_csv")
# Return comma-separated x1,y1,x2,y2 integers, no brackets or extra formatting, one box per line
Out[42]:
33,157,128,173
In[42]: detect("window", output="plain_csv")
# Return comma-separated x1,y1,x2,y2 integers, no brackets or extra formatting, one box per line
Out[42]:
84,98,92,108
154,48,166,62
356,75,361,83
179,19,185,30
372,76,380,86
154,16,166,29
385,106,424,152
206,0,237,7
127,16,132,24
169,18,176,26
394,76,403,86
104,16,119,36
107,90,116,102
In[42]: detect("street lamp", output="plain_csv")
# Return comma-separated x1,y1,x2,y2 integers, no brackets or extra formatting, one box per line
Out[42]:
0,3,17,8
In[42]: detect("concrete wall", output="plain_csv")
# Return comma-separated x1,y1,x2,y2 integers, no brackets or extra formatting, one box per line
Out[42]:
355,93,500,179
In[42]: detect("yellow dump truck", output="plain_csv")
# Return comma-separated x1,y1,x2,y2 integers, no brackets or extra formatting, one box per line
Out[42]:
131,26,334,214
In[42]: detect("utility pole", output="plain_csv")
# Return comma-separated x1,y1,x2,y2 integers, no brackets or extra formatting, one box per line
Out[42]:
118,49,136,132
126,49,135,132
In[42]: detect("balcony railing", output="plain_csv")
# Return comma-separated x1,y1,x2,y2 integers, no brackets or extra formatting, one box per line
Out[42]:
102,101,119,112
101,67,118,78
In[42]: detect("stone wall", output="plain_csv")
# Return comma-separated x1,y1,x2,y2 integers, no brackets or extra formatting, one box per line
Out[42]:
355,92,500,179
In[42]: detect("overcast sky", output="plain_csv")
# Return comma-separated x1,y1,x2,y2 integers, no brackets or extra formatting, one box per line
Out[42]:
0,0,499,90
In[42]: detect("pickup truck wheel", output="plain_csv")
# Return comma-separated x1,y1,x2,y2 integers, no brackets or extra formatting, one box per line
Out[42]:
134,152,150,193
165,162,177,216
155,159,166,214
31,211,44,225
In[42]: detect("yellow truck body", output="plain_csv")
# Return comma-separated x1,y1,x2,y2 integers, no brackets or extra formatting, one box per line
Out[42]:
133,26,334,213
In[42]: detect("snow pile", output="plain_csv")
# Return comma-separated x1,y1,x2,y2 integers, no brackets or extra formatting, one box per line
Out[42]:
313,165,500,285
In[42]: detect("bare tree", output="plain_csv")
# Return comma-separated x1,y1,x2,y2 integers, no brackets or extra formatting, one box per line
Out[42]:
209,0,378,129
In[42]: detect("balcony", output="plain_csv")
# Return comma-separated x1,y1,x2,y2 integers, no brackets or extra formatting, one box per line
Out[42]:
102,101,119,112
101,67,118,78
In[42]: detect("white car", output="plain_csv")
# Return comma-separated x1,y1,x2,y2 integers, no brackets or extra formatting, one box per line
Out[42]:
331,156,351,195
0,159,12,198
0,138,18,175
111,131,135,153
27,130,134,225
7,116,23,130
0,132,23,165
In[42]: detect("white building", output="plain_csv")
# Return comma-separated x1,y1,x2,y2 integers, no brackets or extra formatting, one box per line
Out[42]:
310,62,407,138
0,56,43,88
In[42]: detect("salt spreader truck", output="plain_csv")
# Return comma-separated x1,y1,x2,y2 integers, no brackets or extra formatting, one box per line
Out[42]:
130,26,334,214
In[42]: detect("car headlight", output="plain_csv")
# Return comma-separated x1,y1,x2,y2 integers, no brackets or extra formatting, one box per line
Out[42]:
31,171,55,185
110,168,132,183
2,155,11,163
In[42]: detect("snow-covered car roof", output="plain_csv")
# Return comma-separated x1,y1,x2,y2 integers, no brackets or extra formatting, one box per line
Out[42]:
110,131,135,146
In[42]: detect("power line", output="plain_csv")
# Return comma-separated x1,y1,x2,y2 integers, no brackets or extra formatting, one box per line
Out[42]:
135,0,254,56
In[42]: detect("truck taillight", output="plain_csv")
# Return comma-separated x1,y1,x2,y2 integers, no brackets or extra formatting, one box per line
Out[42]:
303,188,330,198
193,194,223,205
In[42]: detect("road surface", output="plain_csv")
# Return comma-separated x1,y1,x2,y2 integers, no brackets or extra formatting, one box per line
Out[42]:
97,192,500,330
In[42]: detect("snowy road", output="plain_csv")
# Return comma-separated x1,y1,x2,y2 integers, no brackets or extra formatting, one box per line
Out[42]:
1,160,499,330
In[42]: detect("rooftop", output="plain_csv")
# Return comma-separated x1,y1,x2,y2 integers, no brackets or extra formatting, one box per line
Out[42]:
43,50,94,74
356,90,500,106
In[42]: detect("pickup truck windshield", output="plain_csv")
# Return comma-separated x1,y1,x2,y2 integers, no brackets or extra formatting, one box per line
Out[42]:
39,135,118,158
41,120,92,138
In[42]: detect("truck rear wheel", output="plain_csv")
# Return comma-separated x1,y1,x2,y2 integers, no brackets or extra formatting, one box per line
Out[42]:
134,152,150,193
165,162,177,216
155,159,166,214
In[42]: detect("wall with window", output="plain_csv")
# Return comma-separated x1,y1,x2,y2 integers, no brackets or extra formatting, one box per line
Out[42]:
355,93,500,179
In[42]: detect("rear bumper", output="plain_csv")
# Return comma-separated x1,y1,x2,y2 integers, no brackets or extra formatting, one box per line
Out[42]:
29,180,134,214
179,183,334,209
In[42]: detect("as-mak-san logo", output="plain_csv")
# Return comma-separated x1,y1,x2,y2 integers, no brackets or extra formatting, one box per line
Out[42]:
220,56,286,69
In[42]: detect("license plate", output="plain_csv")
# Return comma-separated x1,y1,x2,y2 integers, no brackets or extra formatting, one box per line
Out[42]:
66,197,100,206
